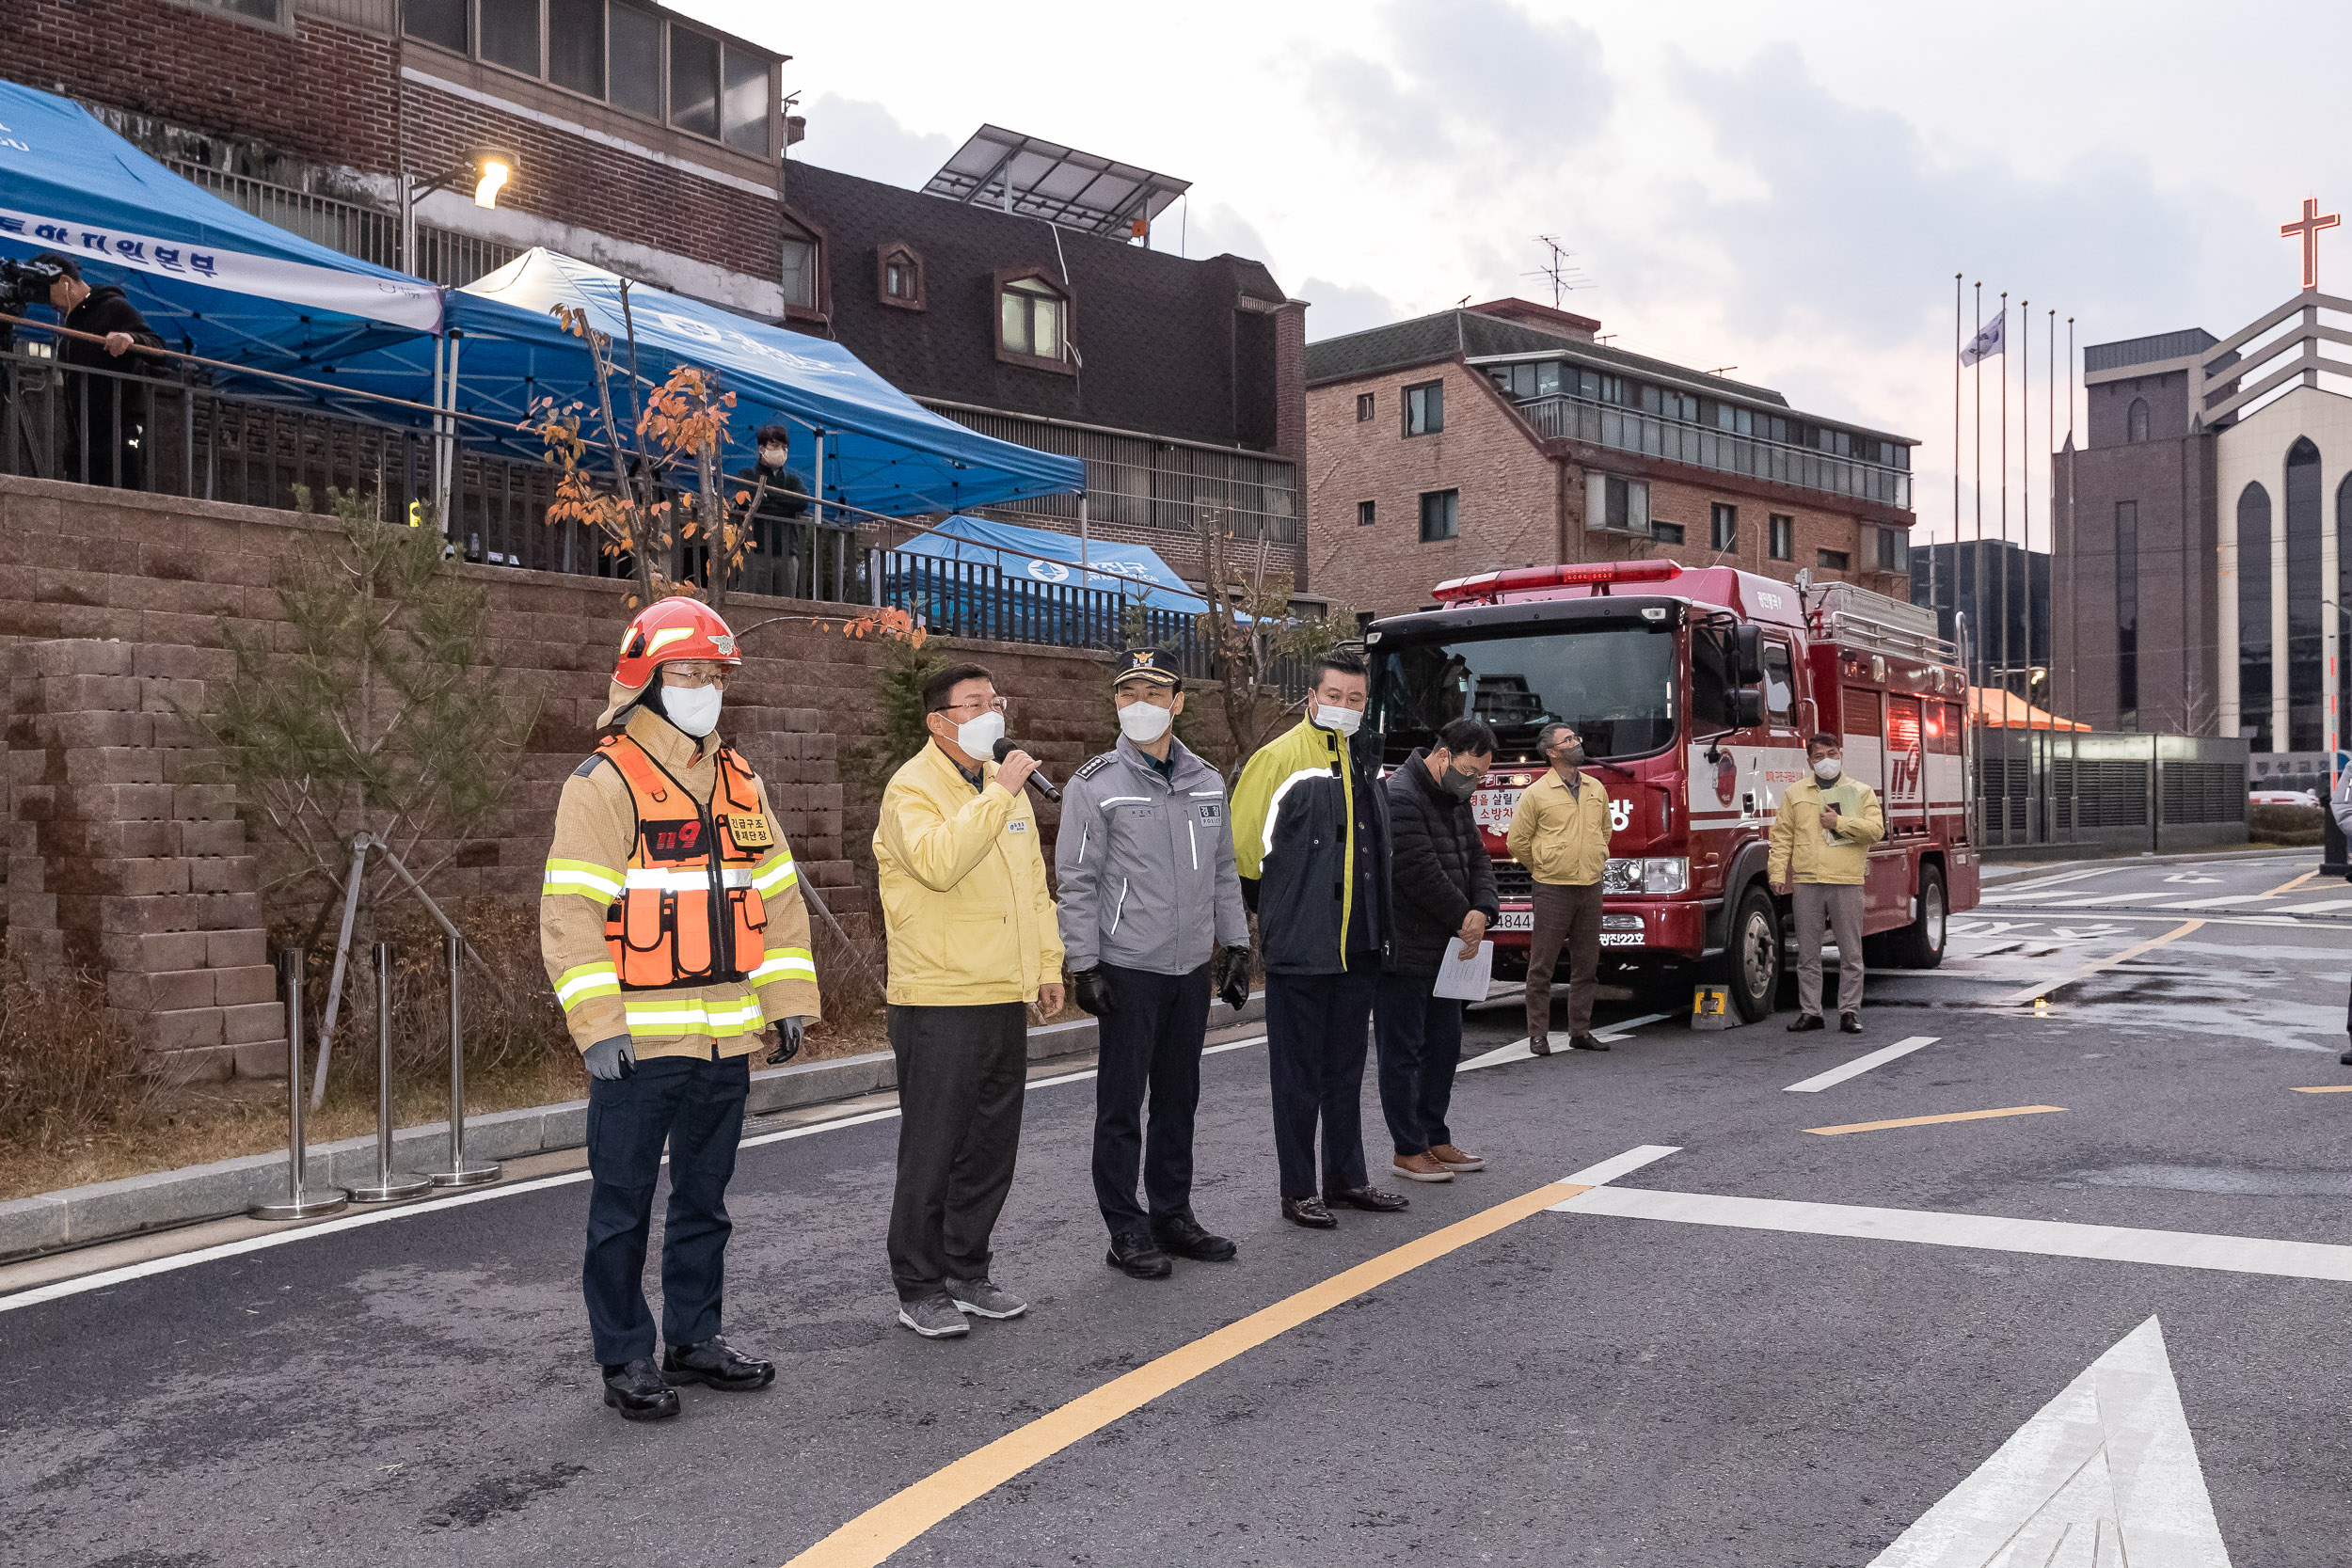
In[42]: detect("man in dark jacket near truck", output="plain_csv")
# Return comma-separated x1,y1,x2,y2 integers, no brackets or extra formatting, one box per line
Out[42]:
1377,719,1502,1184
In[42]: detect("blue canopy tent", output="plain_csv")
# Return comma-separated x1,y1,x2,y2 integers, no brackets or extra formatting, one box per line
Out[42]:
330,248,1085,519
892,513,1206,610
0,78,441,372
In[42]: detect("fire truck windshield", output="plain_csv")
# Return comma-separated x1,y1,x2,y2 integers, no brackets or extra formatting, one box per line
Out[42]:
1372,626,1678,763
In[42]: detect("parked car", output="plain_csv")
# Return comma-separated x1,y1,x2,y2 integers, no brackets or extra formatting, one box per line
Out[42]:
2249,788,2320,807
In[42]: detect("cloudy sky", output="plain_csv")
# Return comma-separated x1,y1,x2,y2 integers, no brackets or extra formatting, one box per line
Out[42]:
683,0,2352,548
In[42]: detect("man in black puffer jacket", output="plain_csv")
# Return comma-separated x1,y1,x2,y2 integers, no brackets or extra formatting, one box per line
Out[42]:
1376,718,1502,1184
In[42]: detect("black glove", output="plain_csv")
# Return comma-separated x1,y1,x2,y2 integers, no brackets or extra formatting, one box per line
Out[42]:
1072,967,1117,1018
763,1016,806,1066
1214,947,1253,1012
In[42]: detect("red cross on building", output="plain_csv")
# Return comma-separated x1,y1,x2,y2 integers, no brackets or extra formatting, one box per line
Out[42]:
2281,197,2341,292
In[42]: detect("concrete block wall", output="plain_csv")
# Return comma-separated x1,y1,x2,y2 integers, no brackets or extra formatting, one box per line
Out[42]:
4,638,282,1081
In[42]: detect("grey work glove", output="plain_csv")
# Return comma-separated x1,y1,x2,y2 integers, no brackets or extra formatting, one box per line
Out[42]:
583,1035,636,1081
764,1016,807,1066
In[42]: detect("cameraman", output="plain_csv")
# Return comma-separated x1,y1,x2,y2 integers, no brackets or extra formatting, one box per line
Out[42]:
35,253,162,489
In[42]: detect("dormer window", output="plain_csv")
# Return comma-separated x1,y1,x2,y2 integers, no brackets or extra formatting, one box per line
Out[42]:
878,242,924,310
778,209,827,322
996,270,1072,372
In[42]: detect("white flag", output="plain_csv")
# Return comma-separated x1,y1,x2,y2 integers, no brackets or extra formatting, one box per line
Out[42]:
1961,309,2005,366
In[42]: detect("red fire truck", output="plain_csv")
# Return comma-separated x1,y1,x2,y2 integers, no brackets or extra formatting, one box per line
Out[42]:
1365,559,1979,1021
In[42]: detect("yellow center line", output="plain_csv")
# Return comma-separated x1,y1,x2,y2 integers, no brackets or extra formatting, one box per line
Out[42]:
1998,919,2203,1006
2292,1085,2352,1094
2265,869,2321,897
780,1180,1592,1568
1805,1105,2066,1136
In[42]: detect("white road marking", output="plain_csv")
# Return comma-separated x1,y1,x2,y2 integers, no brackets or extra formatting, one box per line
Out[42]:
1555,1145,1680,1189
2,1036,1292,1313
1551,1185,2352,1281
2161,872,2224,883
2151,895,2265,910
1593,1010,1672,1041
1458,1013,1671,1071
1982,867,2122,896
1782,1037,1939,1093
2268,897,2352,914
1867,1317,2230,1567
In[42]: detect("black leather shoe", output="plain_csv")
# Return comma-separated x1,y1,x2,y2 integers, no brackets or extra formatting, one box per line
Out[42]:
1106,1228,1173,1278
1528,1035,1553,1056
1788,1014,1824,1033
1282,1196,1338,1229
2342,1049,2352,1067
1840,1013,1863,1035
1568,1033,1609,1052
661,1336,774,1392
602,1357,681,1421
1152,1214,1238,1262
1325,1183,1410,1213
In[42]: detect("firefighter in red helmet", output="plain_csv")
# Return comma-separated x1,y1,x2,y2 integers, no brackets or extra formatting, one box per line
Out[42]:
540,597,820,1421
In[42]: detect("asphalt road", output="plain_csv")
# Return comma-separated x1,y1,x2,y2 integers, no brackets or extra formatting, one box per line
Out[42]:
8,847,2352,1567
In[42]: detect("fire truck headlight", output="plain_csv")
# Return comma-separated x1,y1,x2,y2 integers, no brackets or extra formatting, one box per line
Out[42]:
1603,858,1641,894
1641,857,1689,894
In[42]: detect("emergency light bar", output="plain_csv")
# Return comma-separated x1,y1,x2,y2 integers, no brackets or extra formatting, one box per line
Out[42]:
1430,559,1681,604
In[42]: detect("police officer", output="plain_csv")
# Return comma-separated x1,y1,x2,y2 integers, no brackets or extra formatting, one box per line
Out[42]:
1058,650,1253,1278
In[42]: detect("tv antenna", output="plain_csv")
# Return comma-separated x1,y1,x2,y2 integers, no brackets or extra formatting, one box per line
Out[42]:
1523,235,1589,309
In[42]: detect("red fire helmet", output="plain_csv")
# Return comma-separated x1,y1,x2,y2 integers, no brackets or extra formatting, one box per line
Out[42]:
612,598,741,690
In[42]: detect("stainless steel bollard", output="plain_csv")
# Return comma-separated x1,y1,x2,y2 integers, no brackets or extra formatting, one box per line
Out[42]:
249,950,351,1221
348,942,430,1203
427,932,501,1187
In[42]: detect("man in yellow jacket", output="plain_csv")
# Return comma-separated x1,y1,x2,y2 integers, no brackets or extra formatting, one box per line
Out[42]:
1769,733,1885,1034
1506,722,1615,1053
541,598,818,1422
875,661,1065,1338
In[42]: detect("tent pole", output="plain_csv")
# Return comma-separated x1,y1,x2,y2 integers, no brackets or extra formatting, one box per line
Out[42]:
438,331,461,538
429,331,444,523
1080,490,1090,579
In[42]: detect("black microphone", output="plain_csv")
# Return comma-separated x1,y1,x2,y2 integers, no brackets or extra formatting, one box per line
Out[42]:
993,737,1061,801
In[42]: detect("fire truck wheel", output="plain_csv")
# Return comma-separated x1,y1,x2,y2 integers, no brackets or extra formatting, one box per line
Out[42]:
1717,882,1782,1023
1877,863,1947,970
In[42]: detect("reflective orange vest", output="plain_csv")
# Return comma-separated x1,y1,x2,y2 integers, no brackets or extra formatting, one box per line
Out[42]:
598,734,772,989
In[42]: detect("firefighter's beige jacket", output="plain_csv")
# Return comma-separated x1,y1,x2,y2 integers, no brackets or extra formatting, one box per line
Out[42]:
1768,775,1885,888
539,690,820,1060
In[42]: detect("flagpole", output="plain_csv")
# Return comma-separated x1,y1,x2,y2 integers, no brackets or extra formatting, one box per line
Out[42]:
1947,273,1960,645
2019,299,2029,721
1999,292,2010,705
2046,307,2055,730
1974,282,1984,693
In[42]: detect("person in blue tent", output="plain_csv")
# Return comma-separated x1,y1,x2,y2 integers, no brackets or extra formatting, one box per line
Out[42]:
733,422,811,595
34,253,163,490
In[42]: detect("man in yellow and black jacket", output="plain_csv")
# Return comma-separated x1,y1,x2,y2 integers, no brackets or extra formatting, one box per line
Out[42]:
541,598,818,1422
1769,732,1885,1035
1231,650,1406,1230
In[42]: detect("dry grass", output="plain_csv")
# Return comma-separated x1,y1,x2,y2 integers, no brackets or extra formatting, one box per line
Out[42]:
2249,802,2326,847
0,895,886,1204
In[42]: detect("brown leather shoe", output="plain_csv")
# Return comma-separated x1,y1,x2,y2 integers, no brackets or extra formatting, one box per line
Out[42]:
1391,1152,1454,1183
1528,1035,1553,1056
1429,1143,1486,1172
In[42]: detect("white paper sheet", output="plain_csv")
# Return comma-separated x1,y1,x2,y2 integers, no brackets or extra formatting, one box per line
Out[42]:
1433,939,1495,1001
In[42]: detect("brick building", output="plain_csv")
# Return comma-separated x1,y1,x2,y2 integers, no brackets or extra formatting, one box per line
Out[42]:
780,136,1306,586
1304,299,1917,616
9,0,797,309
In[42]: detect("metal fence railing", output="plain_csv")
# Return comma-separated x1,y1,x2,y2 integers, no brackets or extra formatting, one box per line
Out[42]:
1518,393,1914,512
162,160,522,288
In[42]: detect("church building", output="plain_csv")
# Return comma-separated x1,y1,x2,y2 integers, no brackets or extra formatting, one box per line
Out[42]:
2058,203,2352,792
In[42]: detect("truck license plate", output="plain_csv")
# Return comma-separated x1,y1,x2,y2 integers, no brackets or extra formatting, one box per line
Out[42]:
1493,909,1534,932
1599,931,1645,947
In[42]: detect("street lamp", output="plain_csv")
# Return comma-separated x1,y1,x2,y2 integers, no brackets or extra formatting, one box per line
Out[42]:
399,148,520,280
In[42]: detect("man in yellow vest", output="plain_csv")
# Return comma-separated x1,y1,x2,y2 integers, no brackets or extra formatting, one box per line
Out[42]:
875,662,1065,1338
540,598,818,1422
1770,733,1885,1034
1507,722,1614,1053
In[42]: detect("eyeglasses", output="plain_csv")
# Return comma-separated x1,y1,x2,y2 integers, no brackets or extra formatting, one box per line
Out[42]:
664,664,732,689
933,694,1009,716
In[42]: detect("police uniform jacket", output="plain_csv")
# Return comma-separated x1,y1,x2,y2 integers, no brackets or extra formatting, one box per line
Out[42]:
1056,735,1248,976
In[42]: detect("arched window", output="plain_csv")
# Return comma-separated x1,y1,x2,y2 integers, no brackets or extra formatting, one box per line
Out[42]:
2126,397,2150,442
2287,438,2323,750
2240,481,2273,751
876,241,924,310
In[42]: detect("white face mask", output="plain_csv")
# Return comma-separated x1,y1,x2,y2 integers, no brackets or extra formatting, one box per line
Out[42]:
1313,704,1363,737
663,683,723,738
953,708,1007,758
1118,703,1174,744
1812,757,1842,781
758,445,788,468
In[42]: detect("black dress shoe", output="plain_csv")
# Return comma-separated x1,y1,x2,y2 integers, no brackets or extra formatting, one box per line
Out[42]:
1324,1183,1410,1213
661,1336,774,1392
1528,1035,1553,1056
1788,1014,1824,1033
1106,1228,1174,1278
602,1357,682,1421
1840,1013,1863,1035
1152,1214,1238,1261
1568,1033,1609,1052
2342,1049,2352,1067
1282,1196,1338,1229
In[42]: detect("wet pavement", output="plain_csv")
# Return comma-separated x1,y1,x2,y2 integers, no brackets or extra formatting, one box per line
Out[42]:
5,847,2350,1566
